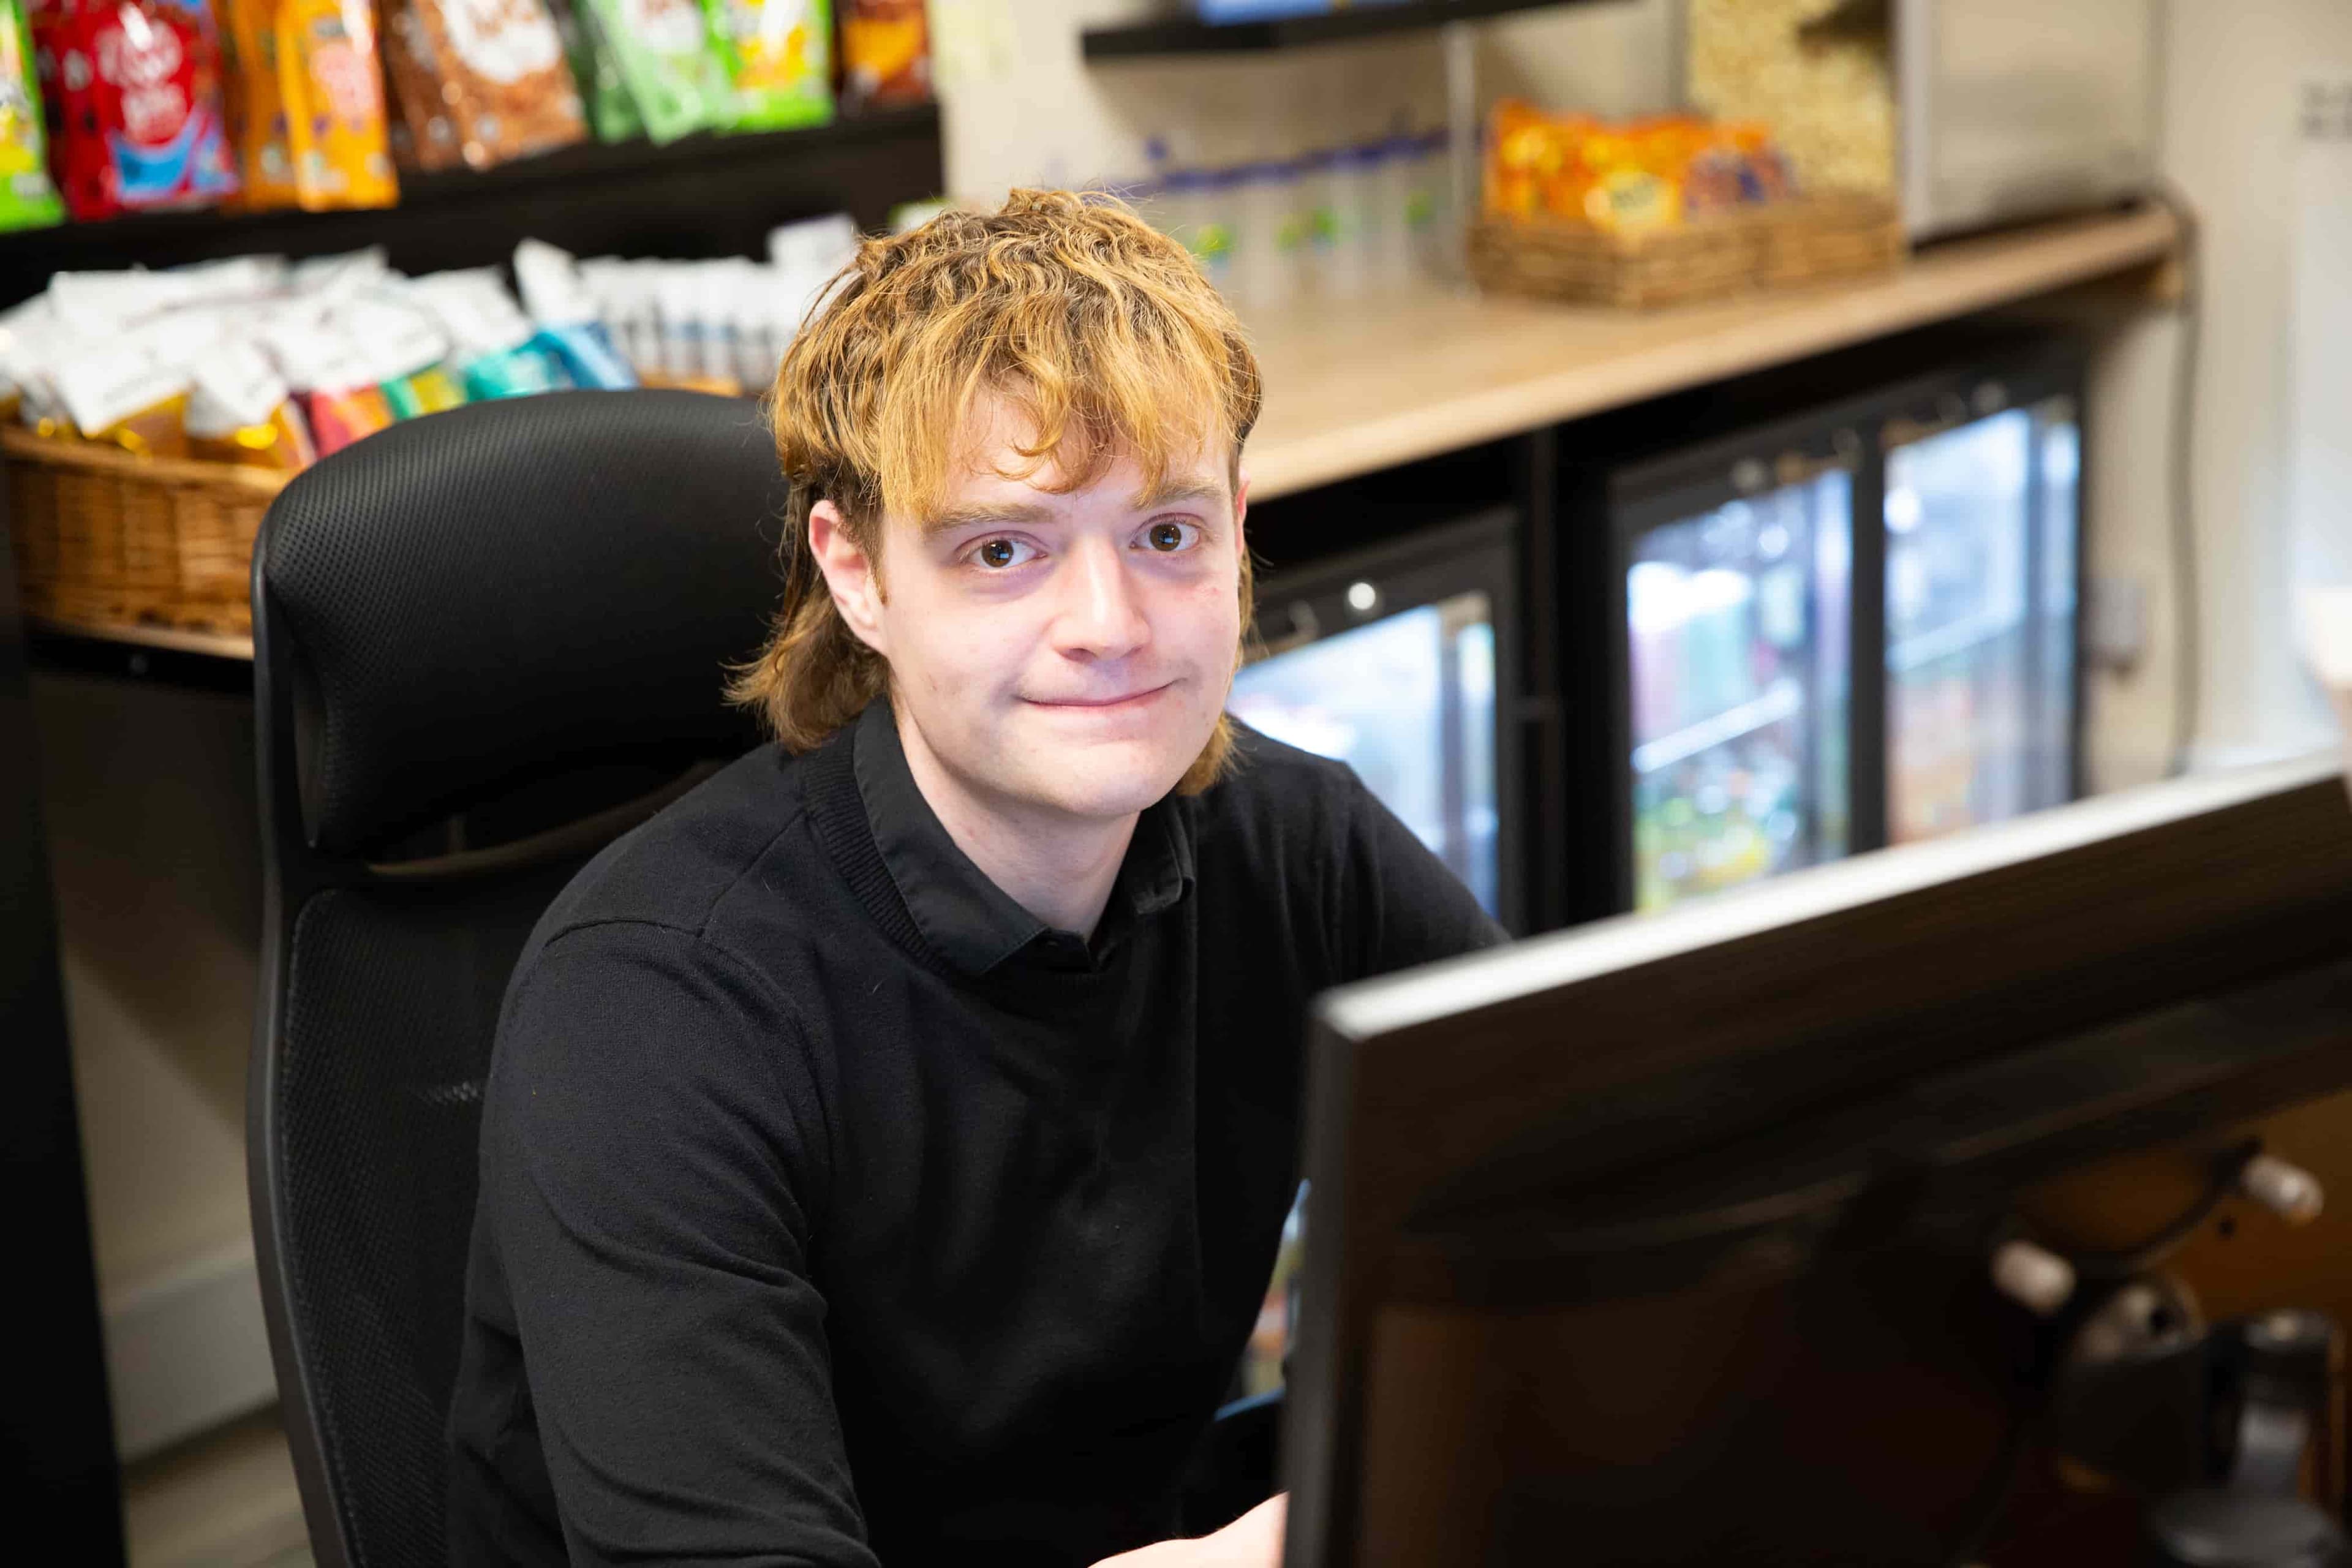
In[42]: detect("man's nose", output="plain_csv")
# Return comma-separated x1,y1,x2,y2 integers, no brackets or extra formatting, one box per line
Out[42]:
1054,540,1151,661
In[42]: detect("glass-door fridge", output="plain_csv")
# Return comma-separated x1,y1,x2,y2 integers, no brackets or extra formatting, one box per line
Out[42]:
1596,339,2085,916
1226,509,1521,929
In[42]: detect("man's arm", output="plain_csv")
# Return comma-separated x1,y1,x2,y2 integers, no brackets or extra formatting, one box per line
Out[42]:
483,921,872,1568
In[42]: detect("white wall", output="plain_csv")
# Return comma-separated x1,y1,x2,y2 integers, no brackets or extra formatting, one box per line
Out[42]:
2158,0,2352,766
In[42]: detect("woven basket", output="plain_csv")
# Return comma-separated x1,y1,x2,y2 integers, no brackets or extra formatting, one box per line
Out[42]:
3,427,289,636
1468,194,1904,309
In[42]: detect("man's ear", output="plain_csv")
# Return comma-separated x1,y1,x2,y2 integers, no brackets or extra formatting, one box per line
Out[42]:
809,499,889,657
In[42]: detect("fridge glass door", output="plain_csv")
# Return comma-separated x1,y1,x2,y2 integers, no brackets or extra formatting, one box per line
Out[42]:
1884,398,2077,843
1627,469,1852,913
1227,590,1501,916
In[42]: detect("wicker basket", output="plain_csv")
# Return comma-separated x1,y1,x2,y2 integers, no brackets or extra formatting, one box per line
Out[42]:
1468,194,1904,309
3,427,290,636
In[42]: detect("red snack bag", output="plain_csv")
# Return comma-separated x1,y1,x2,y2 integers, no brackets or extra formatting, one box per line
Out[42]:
34,0,240,219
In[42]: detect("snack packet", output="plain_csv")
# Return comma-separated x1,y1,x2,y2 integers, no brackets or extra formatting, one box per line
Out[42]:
0,0,62,230
513,238,636,388
217,0,299,208
184,335,315,469
835,0,923,111
546,0,636,140
277,0,397,209
52,341,193,456
581,0,731,143
703,0,827,132
263,310,393,456
380,0,585,171
36,0,241,219
408,269,570,398
337,291,464,417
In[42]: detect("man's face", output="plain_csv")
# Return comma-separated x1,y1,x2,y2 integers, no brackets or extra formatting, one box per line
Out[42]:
815,396,1248,826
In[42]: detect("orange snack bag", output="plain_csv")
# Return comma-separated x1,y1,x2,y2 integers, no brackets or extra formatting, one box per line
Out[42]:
278,0,397,209
219,0,301,209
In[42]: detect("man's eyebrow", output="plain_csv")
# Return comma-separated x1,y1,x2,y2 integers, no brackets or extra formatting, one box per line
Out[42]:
1131,478,1228,511
921,500,1057,537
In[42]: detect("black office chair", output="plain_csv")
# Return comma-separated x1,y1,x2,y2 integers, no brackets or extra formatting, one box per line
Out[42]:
247,390,790,1568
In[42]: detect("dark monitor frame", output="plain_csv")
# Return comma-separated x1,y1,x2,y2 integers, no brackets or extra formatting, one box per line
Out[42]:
1243,507,1527,933
1280,753,2352,1566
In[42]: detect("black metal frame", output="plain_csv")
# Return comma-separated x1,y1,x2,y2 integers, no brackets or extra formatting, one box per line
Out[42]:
0,429,123,1561
1243,506,1527,933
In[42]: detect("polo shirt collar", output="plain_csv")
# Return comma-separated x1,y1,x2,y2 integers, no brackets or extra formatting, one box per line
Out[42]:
850,698,1194,978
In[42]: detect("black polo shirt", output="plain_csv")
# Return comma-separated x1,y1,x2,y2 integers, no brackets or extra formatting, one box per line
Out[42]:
446,698,1505,1568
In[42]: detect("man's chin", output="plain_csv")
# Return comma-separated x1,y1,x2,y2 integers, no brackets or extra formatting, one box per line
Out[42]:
1009,741,1196,821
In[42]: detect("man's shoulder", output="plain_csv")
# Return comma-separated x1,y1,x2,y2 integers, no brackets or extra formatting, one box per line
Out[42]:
530,742,825,956
1188,721,1371,850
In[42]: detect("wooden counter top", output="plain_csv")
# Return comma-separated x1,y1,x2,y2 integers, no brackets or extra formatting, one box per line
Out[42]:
1242,204,2180,500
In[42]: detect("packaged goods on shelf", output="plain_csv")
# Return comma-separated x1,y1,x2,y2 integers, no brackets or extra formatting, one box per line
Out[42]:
835,0,922,110
704,0,828,131
274,0,398,208
1143,126,1452,311
0,211,856,472
0,0,64,230
218,0,301,207
1482,103,1799,233
32,0,243,219
379,0,586,170
580,0,733,142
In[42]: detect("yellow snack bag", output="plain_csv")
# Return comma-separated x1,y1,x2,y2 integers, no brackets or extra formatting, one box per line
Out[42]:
279,0,399,211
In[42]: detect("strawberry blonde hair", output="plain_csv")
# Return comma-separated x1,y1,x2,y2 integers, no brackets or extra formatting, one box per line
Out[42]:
728,189,1265,794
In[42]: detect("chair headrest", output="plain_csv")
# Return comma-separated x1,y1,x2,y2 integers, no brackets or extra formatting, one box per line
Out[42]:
255,390,791,858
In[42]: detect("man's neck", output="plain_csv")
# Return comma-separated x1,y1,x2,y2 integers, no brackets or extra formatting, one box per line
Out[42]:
895,707,1137,940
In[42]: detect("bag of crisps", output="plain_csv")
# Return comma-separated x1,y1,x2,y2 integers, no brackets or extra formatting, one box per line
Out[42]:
704,0,826,132
36,0,241,219
582,0,729,143
835,0,922,111
0,0,63,230
276,0,396,208
380,0,584,170
217,0,298,208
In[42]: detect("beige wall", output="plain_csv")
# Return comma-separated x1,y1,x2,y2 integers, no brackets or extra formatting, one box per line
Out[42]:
36,673,274,1459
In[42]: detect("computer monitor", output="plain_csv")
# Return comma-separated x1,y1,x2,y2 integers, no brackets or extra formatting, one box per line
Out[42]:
1283,753,2352,1566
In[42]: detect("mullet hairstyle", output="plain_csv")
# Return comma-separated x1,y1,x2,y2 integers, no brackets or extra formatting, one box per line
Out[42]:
728,188,1266,796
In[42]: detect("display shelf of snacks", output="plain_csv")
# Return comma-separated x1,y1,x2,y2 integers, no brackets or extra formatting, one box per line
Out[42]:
1080,0,1620,60
0,0,941,304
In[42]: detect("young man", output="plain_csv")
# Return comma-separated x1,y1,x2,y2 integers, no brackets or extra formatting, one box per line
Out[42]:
446,190,1505,1568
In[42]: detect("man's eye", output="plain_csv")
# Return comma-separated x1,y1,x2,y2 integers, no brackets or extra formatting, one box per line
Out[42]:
971,538,1036,570
1144,521,1199,554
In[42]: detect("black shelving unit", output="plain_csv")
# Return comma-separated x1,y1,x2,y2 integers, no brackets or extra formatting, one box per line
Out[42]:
0,470,124,1562
1081,0,1624,60
0,103,943,305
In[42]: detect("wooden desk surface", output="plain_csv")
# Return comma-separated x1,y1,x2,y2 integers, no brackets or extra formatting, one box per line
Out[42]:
1242,205,2180,501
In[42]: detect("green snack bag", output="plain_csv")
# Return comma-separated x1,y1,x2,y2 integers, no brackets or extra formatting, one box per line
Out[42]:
0,0,63,232
549,0,642,142
583,0,733,143
704,0,831,132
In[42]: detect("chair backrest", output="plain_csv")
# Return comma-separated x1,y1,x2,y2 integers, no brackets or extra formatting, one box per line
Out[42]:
248,390,791,1568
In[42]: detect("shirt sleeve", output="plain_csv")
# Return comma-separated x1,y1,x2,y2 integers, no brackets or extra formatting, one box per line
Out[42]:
481,920,873,1568
1336,774,1512,982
